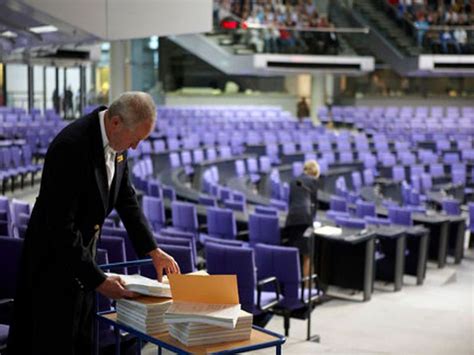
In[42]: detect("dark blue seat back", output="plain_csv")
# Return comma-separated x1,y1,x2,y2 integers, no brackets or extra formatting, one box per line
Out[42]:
248,213,280,245
205,243,256,314
206,207,237,240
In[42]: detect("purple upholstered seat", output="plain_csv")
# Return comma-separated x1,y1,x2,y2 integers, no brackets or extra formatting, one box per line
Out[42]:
388,206,413,226
141,244,195,278
254,206,278,216
335,216,366,229
206,207,237,240
198,195,217,207
248,213,280,246
171,201,205,243
142,196,166,232
205,243,278,316
254,243,321,337
442,199,461,216
0,324,9,351
97,236,127,274
158,229,197,267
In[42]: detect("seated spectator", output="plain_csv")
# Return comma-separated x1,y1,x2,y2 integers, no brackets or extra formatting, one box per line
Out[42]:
278,18,297,53
246,9,264,52
262,17,280,53
458,10,469,25
445,6,459,25
325,22,339,54
304,0,316,17
439,27,460,53
414,15,430,47
453,28,468,53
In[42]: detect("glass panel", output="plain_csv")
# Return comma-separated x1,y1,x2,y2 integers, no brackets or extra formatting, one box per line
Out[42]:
65,67,80,118
33,65,44,111
6,64,28,109
45,67,56,111
340,69,474,98
97,42,110,105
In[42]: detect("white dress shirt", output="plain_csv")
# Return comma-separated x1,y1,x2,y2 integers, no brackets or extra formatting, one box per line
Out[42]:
99,110,116,189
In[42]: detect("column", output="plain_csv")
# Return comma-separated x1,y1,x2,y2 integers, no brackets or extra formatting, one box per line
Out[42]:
311,74,325,123
43,66,47,112
109,40,132,101
79,65,86,115
2,64,7,106
325,74,335,106
27,65,34,113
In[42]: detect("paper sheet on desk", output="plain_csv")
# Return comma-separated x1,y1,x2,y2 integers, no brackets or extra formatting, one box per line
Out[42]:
313,226,342,236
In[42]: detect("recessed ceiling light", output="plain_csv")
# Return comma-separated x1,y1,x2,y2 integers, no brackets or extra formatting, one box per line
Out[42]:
1,31,17,38
29,25,58,34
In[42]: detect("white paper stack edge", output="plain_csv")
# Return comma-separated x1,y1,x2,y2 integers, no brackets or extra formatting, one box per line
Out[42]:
116,297,172,335
168,310,253,347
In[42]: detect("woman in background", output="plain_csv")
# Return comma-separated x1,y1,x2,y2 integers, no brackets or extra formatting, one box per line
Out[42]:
283,159,320,278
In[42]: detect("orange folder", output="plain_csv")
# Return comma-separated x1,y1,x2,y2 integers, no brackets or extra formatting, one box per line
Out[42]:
168,274,239,305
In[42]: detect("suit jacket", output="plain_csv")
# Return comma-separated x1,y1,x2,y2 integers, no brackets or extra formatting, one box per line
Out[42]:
8,107,157,354
285,173,319,227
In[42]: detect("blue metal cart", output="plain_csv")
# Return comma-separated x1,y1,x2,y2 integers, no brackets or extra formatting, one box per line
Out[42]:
96,259,286,354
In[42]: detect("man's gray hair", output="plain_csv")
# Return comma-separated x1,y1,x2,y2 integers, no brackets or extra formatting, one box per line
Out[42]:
108,91,156,129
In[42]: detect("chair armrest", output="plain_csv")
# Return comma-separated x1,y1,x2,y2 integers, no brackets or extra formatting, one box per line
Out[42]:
0,298,13,306
300,273,319,303
257,276,281,312
237,230,249,240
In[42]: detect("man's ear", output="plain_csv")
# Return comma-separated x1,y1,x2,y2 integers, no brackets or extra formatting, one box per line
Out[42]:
109,115,122,128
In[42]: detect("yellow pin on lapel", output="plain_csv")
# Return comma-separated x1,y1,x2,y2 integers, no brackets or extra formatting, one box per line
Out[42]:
117,154,124,163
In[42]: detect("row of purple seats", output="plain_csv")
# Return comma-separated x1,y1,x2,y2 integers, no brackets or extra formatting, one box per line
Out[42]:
0,146,42,193
0,197,31,238
206,242,321,337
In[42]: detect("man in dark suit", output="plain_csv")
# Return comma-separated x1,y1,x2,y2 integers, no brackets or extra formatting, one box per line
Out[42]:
7,92,179,354
283,160,320,278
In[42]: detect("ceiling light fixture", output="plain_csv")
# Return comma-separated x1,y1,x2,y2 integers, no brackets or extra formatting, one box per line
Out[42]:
1,31,18,38
29,25,58,34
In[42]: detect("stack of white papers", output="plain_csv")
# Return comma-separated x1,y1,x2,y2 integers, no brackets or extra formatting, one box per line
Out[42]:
168,310,253,347
163,274,252,347
164,302,241,329
106,273,172,298
116,296,172,334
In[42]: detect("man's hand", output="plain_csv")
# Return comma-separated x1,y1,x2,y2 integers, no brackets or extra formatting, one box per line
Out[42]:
149,248,181,282
96,275,137,300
